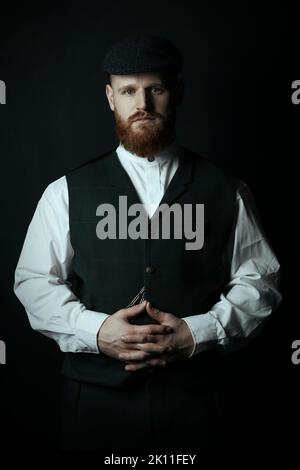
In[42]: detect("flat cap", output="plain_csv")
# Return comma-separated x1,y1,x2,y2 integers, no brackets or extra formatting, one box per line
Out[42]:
102,34,183,75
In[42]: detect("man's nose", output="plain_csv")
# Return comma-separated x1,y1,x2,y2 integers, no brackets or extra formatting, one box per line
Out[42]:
136,90,153,111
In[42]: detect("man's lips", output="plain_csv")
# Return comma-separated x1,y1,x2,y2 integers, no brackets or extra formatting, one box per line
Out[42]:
133,117,155,122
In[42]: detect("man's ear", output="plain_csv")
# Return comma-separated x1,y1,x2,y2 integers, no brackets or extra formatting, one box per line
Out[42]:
175,79,184,106
105,84,115,111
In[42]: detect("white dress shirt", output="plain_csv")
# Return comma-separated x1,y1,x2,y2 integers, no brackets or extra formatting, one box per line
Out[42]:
13,139,282,358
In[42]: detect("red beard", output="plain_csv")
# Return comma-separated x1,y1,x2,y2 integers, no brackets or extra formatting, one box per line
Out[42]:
114,109,176,157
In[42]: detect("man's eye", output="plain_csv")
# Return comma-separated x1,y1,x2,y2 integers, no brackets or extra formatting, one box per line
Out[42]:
124,89,135,95
152,87,164,94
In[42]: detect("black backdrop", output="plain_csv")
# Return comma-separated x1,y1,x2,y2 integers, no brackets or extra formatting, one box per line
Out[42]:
0,1,298,452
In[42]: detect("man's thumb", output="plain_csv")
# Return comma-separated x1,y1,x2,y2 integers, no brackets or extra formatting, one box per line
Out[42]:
146,301,163,318
124,300,147,318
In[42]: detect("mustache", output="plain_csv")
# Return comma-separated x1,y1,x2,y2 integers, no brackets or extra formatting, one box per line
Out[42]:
129,112,163,124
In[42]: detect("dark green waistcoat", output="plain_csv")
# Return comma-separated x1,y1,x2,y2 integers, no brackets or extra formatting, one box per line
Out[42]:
62,146,238,388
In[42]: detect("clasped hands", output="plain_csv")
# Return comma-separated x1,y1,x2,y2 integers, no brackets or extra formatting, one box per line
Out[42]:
97,300,195,371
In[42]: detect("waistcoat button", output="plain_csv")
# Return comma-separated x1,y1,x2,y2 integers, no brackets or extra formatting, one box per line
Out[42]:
145,266,155,273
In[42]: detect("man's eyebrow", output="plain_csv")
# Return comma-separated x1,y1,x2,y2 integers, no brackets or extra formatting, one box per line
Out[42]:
117,82,165,92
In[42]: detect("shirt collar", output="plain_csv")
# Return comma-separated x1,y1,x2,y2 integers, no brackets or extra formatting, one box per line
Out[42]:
116,137,181,167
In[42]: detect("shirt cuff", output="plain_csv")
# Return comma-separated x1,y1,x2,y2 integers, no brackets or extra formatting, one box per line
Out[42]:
182,313,219,357
181,318,197,358
75,309,110,353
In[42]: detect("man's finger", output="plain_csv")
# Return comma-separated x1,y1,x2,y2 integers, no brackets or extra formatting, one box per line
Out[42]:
121,334,159,343
134,324,173,335
125,358,167,371
118,350,152,362
138,343,173,354
122,340,173,355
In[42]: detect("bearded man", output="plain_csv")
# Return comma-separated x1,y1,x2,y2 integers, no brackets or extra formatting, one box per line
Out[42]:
13,34,282,451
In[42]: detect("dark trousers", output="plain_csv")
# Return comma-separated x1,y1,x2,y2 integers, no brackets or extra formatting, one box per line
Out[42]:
60,372,224,451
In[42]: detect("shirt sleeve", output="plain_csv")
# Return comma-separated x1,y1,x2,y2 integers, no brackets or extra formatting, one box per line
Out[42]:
13,176,110,353
182,180,282,358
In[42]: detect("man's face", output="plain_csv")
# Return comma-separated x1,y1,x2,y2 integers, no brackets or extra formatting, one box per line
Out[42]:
105,72,183,157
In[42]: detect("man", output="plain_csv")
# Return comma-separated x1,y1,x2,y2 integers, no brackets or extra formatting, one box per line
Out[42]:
14,34,282,451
